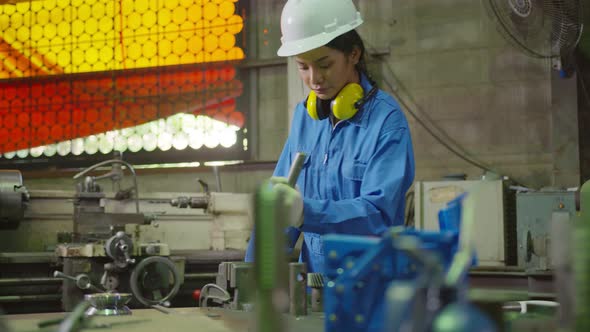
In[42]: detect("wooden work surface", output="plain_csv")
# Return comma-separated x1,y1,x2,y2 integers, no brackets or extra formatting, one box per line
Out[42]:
3,307,325,332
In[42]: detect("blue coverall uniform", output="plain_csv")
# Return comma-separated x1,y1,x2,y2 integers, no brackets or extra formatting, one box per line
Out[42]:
245,74,415,273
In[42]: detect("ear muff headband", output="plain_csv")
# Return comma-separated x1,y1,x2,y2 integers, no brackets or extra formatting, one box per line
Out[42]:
306,83,376,121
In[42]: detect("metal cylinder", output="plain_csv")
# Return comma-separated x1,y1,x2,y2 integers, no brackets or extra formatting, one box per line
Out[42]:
551,211,573,329
183,273,218,280
311,288,323,312
254,182,288,332
0,170,27,230
287,153,306,187
307,273,324,312
289,263,307,316
0,278,61,286
574,180,590,331
0,294,61,303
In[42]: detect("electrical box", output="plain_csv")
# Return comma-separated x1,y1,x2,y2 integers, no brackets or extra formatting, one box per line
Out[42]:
516,191,576,271
414,180,516,267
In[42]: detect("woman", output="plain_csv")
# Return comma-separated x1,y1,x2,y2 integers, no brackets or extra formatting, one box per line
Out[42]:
245,0,415,273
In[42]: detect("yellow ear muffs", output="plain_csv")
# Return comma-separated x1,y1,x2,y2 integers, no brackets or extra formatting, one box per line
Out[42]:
330,83,364,120
305,83,369,121
306,90,320,120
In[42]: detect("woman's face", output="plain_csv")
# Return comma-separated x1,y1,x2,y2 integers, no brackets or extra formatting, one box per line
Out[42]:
295,46,360,100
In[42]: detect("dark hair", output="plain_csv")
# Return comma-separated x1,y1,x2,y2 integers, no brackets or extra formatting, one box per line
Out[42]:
325,29,376,86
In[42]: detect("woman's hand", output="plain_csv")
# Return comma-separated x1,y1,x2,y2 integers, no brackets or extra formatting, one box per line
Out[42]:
270,177,304,228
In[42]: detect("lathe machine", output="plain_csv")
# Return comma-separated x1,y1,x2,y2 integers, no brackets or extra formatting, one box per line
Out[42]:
0,156,253,314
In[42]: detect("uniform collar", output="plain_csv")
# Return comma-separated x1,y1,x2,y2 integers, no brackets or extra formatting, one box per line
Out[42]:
347,73,376,128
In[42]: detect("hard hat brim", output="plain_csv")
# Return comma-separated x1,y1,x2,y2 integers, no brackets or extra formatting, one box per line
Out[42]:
276,20,363,57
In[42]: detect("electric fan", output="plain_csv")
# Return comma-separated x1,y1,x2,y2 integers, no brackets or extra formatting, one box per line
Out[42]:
485,0,584,58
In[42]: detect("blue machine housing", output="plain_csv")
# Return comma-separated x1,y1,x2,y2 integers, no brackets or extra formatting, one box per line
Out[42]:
322,194,471,332
323,229,459,332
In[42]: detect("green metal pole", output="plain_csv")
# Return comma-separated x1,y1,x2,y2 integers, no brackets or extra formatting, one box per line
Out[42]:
574,180,590,331
254,181,287,332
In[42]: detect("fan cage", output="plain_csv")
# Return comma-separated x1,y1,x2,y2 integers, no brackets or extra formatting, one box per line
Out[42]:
485,0,584,58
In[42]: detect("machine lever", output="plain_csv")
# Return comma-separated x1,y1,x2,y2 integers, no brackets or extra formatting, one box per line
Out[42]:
199,283,231,308
117,241,136,264
151,301,171,314
54,271,103,293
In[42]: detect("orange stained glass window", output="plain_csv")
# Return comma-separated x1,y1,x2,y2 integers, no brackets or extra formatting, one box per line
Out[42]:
0,0,246,155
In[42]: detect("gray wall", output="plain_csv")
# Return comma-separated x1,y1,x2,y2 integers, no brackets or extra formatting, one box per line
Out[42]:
360,0,579,188
23,0,580,193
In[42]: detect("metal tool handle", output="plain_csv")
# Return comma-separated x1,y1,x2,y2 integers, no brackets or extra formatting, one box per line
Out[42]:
54,271,77,282
151,301,171,314
54,271,103,293
117,240,136,265
287,152,306,187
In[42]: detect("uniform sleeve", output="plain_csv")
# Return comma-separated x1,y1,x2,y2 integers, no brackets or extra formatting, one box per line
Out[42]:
300,126,415,236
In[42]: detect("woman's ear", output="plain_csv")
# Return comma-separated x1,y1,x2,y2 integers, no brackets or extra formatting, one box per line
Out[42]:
349,46,361,65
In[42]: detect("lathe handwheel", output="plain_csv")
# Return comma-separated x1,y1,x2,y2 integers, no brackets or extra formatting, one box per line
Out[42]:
129,256,181,307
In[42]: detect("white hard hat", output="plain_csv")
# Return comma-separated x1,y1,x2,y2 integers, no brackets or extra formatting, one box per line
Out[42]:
277,0,363,57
